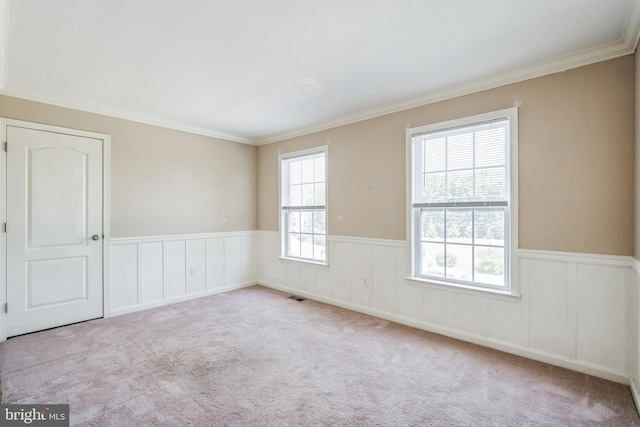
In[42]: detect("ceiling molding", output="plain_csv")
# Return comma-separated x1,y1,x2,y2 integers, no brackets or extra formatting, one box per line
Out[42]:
256,37,638,145
0,86,257,145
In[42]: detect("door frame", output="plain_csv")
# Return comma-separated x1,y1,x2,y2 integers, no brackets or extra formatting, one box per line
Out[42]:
0,118,111,342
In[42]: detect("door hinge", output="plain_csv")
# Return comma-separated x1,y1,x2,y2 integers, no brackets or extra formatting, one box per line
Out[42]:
3,141,6,152
3,303,7,314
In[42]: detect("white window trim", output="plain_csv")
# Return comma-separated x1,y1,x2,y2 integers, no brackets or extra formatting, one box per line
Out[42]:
278,145,329,266
405,108,519,297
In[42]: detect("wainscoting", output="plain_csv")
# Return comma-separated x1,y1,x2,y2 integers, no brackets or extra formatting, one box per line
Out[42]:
109,230,635,385
109,232,256,316
256,231,634,385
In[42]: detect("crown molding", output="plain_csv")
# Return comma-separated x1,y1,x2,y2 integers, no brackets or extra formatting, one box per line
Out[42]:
256,38,637,145
0,86,257,145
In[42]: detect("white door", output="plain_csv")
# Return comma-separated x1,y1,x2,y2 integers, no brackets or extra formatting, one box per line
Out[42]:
6,124,104,337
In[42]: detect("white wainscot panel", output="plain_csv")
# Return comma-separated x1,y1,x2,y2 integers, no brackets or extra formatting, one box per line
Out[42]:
331,241,351,302
299,264,317,295
396,249,420,320
256,234,272,285
224,236,242,286
110,244,138,310
163,241,186,298
487,298,521,346
205,238,224,290
315,266,331,299
350,244,372,308
240,234,256,285
421,286,449,327
452,293,485,336
576,264,629,373
371,245,396,314
285,262,302,292
186,239,206,294
139,242,163,304
527,259,569,358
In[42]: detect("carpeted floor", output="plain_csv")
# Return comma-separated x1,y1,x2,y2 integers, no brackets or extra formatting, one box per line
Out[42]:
1,285,638,426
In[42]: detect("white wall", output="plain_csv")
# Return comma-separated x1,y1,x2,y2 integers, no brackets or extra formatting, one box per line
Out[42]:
631,262,640,406
257,231,633,384
109,232,256,316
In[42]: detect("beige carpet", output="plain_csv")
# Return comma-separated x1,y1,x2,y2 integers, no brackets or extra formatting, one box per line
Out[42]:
1,285,638,426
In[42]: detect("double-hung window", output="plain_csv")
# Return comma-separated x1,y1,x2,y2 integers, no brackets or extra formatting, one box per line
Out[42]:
280,147,328,264
408,108,517,292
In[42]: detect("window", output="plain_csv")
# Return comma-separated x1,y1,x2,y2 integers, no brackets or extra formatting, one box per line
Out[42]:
408,108,517,292
280,147,328,264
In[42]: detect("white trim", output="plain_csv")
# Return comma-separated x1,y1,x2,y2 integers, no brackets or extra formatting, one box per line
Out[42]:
519,248,633,267
632,378,640,414
109,281,256,317
329,235,406,248
110,230,256,245
0,86,255,145
0,118,111,340
258,279,630,384
631,257,640,274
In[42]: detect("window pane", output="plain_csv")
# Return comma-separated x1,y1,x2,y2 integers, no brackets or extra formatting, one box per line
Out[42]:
300,234,313,258
421,209,444,241
302,184,314,205
475,247,505,287
445,244,472,282
476,127,506,167
314,235,326,261
289,184,302,206
447,132,473,170
475,167,506,201
313,210,326,234
301,159,314,183
314,157,325,181
288,210,300,233
301,211,313,233
289,161,301,184
447,170,473,201
420,242,444,278
474,209,505,246
424,137,445,172
423,172,446,202
446,209,472,244
288,233,301,257
314,183,326,205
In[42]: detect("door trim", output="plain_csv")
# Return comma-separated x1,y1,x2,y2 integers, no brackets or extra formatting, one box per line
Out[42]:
0,118,111,341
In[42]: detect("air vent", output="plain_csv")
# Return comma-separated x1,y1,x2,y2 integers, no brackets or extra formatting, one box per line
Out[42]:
288,295,306,302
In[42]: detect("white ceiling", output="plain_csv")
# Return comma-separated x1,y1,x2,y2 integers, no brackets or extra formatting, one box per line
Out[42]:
1,0,639,145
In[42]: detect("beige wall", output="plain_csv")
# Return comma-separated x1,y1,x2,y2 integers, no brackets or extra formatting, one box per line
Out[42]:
258,55,635,256
0,95,258,238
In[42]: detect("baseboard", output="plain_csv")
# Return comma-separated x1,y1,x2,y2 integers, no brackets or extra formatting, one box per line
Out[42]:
258,280,630,385
109,281,256,317
631,378,640,416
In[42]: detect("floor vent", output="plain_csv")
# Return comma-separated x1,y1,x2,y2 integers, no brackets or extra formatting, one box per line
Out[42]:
288,295,306,302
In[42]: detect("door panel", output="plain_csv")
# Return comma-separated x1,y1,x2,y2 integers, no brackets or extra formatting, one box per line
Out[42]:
6,125,103,337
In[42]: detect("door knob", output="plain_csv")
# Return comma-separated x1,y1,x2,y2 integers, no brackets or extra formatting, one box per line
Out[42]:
92,234,100,241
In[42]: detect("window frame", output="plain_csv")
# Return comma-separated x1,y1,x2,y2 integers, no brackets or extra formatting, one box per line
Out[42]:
406,108,519,296
279,145,329,265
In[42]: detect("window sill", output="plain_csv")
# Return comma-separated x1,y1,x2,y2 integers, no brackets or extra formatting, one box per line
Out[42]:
406,276,520,300
279,256,329,268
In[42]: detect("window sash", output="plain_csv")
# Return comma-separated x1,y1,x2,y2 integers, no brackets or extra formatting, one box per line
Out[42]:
410,113,513,290
280,149,327,263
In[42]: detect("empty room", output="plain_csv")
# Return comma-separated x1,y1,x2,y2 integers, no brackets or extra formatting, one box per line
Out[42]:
1,0,640,425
